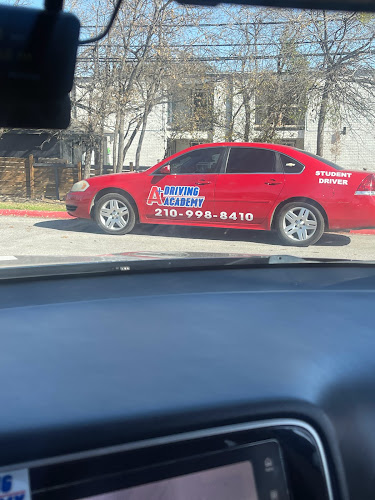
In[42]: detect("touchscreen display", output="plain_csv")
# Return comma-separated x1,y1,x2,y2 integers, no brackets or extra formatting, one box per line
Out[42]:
80,461,258,500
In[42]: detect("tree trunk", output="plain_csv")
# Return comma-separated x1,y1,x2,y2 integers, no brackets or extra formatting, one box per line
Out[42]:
122,115,143,165
316,80,330,156
225,77,234,141
84,147,92,179
135,109,149,171
94,148,100,171
117,112,125,173
112,107,120,171
243,94,251,142
317,12,329,157
98,137,104,175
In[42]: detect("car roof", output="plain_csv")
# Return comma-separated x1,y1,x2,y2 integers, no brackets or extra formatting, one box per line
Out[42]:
185,142,297,153
161,143,300,164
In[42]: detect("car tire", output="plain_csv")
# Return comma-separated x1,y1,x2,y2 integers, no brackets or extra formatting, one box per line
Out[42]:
94,193,136,235
275,202,325,247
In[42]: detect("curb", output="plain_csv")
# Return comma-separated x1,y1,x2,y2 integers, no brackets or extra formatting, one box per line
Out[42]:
0,209,75,219
348,229,375,235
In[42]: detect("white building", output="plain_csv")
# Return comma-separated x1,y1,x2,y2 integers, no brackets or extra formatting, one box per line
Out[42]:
100,75,375,172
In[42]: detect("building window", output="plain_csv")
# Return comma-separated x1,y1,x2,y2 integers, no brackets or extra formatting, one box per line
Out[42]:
167,86,213,131
255,102,305,128
255,81,306,129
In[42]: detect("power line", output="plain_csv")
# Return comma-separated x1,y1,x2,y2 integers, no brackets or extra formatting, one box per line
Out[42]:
79,16,368,30
79,20,294,30
79,19,375,40
78,37,375,50
77,51,375,63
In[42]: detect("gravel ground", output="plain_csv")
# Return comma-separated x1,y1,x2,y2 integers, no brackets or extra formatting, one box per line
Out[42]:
0,215,375,261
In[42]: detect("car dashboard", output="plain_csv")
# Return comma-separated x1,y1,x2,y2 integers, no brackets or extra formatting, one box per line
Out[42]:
1,262,375,500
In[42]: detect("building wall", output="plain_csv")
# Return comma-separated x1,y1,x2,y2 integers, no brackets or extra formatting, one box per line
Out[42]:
105,103,168,168
304,106,375,171
97,78,375,171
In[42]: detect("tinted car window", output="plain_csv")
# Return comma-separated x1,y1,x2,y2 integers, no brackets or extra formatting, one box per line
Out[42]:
279,153,304,174
168,148,223,174
226,148,277,173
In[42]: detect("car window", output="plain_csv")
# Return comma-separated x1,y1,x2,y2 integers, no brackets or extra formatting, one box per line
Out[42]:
279,154,305,174
226,148,277,174
168,148,224,175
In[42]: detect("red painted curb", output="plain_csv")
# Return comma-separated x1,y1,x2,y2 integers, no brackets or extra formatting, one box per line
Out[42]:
0,209,75,219
349,229,375,235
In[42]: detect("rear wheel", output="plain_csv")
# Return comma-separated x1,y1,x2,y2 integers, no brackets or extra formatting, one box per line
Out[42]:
94,193,136,235
275,202,325,246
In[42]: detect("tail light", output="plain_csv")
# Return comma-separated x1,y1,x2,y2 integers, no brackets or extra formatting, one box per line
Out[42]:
355,174,375,195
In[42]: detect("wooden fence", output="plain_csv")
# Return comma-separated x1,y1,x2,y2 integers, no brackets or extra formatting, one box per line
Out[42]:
89,163,150,176
0,157,29,197
0,157,150,200
0,156,82,200
31,157,82,200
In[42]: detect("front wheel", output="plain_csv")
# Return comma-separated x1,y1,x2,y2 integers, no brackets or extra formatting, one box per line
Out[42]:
94,193,136,235
275,202,325,246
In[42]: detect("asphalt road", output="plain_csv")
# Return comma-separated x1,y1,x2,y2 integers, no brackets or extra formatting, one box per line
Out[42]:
1,215,375,260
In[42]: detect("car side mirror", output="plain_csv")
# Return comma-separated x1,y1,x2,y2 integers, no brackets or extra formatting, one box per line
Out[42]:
159,164,171,175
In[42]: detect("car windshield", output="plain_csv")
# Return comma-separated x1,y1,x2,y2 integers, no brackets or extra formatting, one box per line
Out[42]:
0,1,375,267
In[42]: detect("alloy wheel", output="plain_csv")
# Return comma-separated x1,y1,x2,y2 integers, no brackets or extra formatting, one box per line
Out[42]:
282,206,318,242
99,199,129,231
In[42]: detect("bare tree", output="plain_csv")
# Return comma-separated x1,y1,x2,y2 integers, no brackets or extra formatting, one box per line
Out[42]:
298,10,375,155
69,1,375,171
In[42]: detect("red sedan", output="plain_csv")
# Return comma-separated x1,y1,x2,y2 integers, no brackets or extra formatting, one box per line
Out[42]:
66,142,375,246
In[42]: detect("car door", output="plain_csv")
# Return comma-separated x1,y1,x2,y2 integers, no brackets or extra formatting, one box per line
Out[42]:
214,146,285,225
143,147,225,223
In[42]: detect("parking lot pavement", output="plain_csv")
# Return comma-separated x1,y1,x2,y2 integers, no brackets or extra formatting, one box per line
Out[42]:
0,215,375,260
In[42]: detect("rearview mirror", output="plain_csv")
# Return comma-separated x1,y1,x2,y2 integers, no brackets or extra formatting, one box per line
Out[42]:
0,5,80,129
159,165,171,175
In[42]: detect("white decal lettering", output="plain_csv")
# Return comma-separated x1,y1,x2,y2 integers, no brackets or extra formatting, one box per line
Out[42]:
317,169,351,185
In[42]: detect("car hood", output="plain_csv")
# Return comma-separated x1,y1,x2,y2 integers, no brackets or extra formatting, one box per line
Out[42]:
88,171,146,184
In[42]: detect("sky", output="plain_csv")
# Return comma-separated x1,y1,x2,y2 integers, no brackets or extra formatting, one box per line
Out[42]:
1,0,43,7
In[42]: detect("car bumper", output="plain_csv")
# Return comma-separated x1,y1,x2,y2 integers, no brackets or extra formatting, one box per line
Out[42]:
328,196,375,230
65,190,94,219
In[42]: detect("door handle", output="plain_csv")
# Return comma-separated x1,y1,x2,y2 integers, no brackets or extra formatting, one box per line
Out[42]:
265,179,282,185
195,180,212,185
